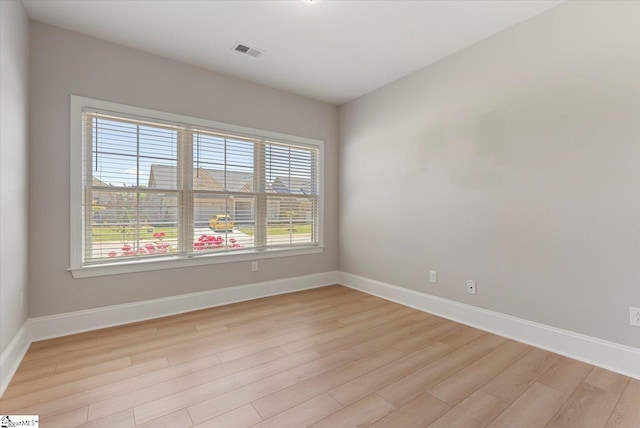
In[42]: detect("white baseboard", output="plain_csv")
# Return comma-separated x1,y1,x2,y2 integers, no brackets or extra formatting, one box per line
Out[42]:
0,322,30,397
29,271,339,342
339,271,640,380
3,268,637,399
0,270,338,397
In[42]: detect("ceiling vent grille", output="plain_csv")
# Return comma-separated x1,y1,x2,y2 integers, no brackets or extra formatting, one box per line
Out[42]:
232,42,263,58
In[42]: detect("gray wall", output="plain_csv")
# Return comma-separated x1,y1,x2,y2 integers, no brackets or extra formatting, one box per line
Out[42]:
0,0,29,354
28,22,338,317
339,1,640,349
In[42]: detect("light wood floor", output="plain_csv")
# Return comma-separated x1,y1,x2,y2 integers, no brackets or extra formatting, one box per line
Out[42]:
1,285,638,427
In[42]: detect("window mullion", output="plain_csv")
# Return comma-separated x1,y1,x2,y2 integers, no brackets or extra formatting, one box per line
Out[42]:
179,129,193,256
255,141,266,248
135,125,141,250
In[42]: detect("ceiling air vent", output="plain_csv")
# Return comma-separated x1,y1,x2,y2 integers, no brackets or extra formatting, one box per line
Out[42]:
232,42,263,58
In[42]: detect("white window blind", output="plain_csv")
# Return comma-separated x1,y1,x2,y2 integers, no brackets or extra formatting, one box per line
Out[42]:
74,99,322,273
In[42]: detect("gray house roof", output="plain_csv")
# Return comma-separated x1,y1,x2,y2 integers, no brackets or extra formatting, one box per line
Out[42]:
270,176,313,195
149,164,254,192
92,177,110,187
148,164,177,189
203,169,254,192
148,164,312,194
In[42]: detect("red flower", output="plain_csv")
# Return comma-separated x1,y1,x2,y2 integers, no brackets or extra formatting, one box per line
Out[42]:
122,244,131,252
108,251,117,257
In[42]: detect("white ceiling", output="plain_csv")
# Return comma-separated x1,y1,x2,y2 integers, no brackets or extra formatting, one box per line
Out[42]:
22,0,563,105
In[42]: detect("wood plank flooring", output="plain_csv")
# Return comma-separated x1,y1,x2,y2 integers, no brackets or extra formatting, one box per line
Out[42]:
1,285,638,427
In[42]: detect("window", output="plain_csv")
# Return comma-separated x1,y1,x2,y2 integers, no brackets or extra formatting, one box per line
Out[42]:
70,96,323,277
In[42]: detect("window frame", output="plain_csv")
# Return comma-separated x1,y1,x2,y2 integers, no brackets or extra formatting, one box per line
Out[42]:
69,95,324,278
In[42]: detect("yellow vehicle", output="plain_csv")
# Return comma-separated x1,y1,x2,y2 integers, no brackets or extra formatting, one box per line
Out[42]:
209,214,234,231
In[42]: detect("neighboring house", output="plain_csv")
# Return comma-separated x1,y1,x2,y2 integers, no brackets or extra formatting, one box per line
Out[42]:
269,176,315,222
91,176,158,227
91,176,115,223
147,164,314,226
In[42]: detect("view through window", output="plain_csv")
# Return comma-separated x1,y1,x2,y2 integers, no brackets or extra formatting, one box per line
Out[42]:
76,101,321,270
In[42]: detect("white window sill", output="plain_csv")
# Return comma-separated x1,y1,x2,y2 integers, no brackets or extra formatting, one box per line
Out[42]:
69,246,324,278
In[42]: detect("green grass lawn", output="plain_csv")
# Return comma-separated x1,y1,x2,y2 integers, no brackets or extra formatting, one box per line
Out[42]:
93,223,312,242
238,224,312,236
92,225,178,243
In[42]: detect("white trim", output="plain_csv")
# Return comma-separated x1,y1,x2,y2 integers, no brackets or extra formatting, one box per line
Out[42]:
5,269,637,398
0,322,30,397
29,271,338,342
0,270,337,397
69,94,325,275
73,96,324,148
69,95,84,271
69,246,324,278
339,271,640,380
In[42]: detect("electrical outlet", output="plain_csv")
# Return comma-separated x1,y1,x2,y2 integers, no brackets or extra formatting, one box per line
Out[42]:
466,280,476,295
630,307,640,327
251,261,259,272
429,271,437,283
